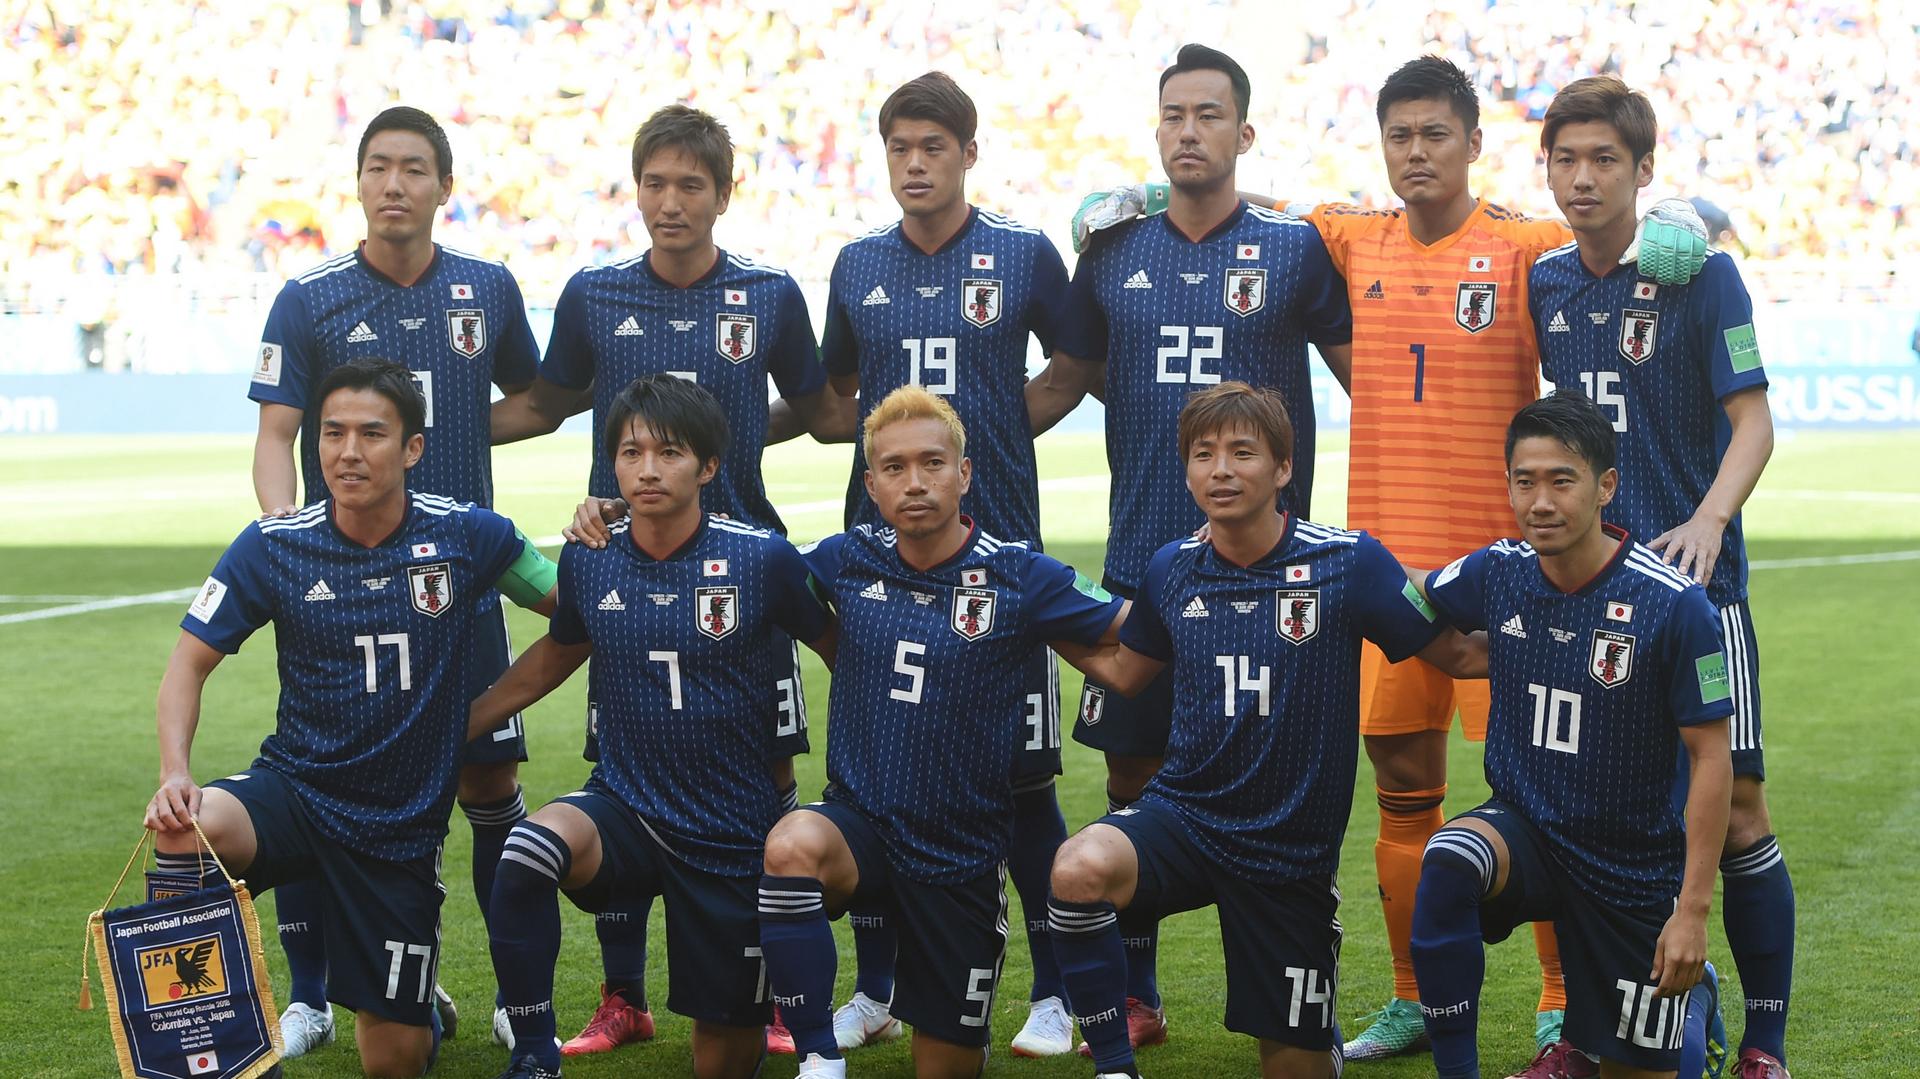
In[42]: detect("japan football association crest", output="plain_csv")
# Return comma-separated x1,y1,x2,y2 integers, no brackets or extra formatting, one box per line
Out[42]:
1455,282,1497,333
961,278,1002,327
716,313,757,363
1079,684,1106,726
447,309,486,358
1589,629,1636,687
1619,308,1659,364
408,561,453,618
1275,588,1320,644
696,586,739,639
1224,267,1267,316
951,586,996,640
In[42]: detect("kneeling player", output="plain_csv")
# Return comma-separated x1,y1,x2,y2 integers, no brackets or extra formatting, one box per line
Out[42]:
144,359,558,1078
1410,391,1732,1079
758,387,1127,1079
472,376,836,1079
1046,383,1485,1079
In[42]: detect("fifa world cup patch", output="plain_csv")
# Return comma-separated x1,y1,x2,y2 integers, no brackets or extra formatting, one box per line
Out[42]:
1275,588,1320,644
696,586,738,639
1224,267,1266,316
951,587,996,640
1695,651,1732,704
250,344,281,387
716,313,757,362
961,279,1002,327
1454,282,1497,333
446,309,487,358
1589,629,1636,688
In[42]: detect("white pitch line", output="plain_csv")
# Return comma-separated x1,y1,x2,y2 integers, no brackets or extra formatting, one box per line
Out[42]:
1749,549,1920,570
0,587,200,626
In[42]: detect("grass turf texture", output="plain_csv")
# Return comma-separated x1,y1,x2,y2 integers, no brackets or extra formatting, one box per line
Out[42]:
3,429,1914,1077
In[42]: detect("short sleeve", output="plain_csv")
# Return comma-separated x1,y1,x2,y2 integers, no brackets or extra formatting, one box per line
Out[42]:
1664,586,1737,728
796,532,847,609
1351,533,1445,663
468,507,525,587
1053,247,1109,362
180,526,277,654
1292,227,1352,350
1024,237,1071,355
491,272,541,390
1693,253,1768,401
1424,545,1496,633
819,259,860,378
1297,203,1349,275
538,274,596,391
766,537,832,644
1024,551,1123,646
768,277,828,399
249,281,314,408
1116,544,1177,661
548,545,589,646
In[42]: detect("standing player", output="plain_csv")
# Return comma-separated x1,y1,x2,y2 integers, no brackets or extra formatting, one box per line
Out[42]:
1024,44,1354,1046
148,359,558,1079
758,387,1127,1079
247,105,543,1055
1070,57,1712,1067
816,72,1079,1056
1410,391,1733,1079
1529,77,1790,1079
491,104,834,1056
470,376,835,1079
1047,382,1484,1079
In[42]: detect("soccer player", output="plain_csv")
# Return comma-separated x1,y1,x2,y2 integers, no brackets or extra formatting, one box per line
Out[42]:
247,105,544,1056
1529,77,1790,1079
491,103,835,1055
146,359,558,1079
1048,382,1485,1079
759,386,1127,1079
470,375,835,1079
1023,44,1354,1046
1409,391,1733,1079
815,71,1078,1056
1067,58,1712,1066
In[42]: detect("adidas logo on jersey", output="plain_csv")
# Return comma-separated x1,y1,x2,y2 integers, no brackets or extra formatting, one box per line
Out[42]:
862,285,890,306
1181,596,1209,618
614,316,643,337
598,590,626,611
346,321,378,342
1500,614,1527,638
304,580,336,602
1123,269,1153,289
1548,310,1571,333
1363,280,1384,300
860,580,888,601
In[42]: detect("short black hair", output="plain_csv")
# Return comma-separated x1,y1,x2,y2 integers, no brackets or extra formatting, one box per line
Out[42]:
602,374,730,467
357,106,453,178
1159,44,1251,124
632,105,735,197
313,357,427,440
879,72,978,144
1376,55,1479,132
1506,390,1616,475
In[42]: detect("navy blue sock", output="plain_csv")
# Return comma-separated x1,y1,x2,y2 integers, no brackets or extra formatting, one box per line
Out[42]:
1411,828,1497,1079
461,784,526,1005
1011,783,1069,1001
272,880,330,1010
1676,963,1723,1079
1721,835,1793,1062
594,897,652,1011
759,876,840,1060
849,908,896,1004
490,821,569,1068
1104,786,1160,1010
1050,897,1132,1073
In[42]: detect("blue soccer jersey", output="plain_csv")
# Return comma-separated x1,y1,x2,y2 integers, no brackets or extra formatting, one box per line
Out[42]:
1530,248,1770,607
1056,203,1352,591
800,524,1122,883
822,208,1068,542
251,246,542,508
1119,518,1443,883
180,494,525,861
1424,529,1734,904
540,251,828,529
548,515,830,876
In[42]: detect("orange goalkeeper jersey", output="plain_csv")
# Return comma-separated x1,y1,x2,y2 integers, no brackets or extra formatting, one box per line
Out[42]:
1300,200,1570,566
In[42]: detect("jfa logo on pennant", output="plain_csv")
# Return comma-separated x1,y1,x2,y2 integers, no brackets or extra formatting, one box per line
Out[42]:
137,935,230,1010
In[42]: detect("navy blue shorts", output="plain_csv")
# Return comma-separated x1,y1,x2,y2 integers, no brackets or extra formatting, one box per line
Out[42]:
1012,646,1064,783
554,785,770,1027
1103,798,1343,1050
209,768,443,1026
583,633,809,763
804,800,1007,1048
1718,600,1764,779
1464,801,1685,1073
1071,577,1174,758
464,600,528,766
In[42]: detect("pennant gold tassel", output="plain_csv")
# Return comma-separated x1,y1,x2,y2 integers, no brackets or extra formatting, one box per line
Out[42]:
80,830,153,1010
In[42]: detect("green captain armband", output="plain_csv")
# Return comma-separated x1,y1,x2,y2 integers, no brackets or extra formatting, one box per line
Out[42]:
498,528,558,607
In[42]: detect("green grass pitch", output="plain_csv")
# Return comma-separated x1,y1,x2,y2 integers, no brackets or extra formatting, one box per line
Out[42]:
2,428,1915,1076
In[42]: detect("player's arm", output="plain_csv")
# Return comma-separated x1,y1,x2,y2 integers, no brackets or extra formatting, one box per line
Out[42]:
494,526,560,616
1655,717,1732,996
1413,626,1487,679
468,632,591,742
251,403,305,515
1319,341,1352,395
1648,385,1772,585
1024,350,1101,435
768,386,859,446
1051,599,1161,695
491,374,591,445
1069,183,1279,253
147,633,228,833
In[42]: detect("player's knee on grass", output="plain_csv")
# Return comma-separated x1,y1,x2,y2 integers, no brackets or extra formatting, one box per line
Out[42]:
689,1020,765,1079
1724,774,1773,854
1258,1037,1337,1079
352,1012,433,1078
909,1029,987,1079
456,757,521,803
1049,824,1133,906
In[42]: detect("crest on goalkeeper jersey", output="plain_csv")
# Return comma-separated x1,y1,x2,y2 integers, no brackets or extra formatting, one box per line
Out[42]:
1455,281,1497,333
716,313,756,362
961,278,1002,327
1619,308,1659,365
1224,267,1266,316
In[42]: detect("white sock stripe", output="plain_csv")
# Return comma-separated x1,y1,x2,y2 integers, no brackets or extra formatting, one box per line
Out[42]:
1427,831,1496,891
463,794,528,825
1722,837,1783,876
498,849,561,881
502,833,563,878
506,824,566,870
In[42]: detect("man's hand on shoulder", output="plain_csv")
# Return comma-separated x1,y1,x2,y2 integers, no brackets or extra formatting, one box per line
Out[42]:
1070,182,1171,254
561,496,626,549
1624,197,1710,285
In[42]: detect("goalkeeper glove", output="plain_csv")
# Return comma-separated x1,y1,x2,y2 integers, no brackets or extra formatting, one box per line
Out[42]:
1070,182,1171,253
1622,197,1709,285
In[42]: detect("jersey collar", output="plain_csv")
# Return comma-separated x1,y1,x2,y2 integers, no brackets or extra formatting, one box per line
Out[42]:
896,515,979,574
897,206,978,257
1403,200,1485,256
1547,522,1632,595
639,248,727,289
326,494,417,550
1206,512,1296,570
1159,199,1248,244
355,243,441,288
623,513,710,563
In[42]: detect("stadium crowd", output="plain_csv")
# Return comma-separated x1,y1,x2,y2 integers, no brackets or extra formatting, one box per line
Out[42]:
1,0,1912,303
